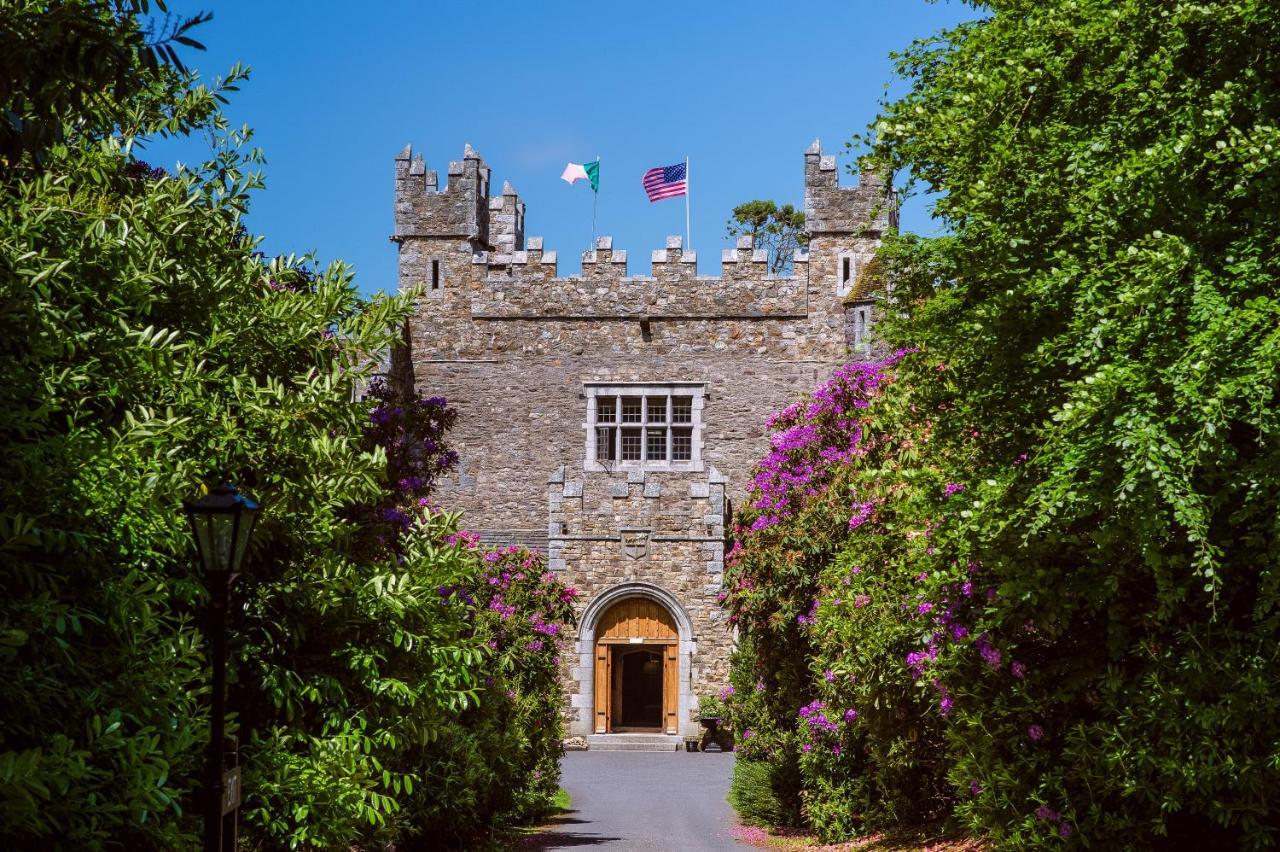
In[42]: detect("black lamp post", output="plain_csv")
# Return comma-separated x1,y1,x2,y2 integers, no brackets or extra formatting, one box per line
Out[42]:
183,481,260,852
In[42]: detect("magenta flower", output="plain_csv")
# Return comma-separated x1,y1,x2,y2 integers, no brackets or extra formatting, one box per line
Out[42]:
1011,661,1027,679
969,780,982,797
1028,724,1044,741
1035,804,1059,822
943,482,966,498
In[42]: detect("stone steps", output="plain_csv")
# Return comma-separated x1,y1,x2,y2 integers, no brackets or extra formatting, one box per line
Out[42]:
586,734,681,752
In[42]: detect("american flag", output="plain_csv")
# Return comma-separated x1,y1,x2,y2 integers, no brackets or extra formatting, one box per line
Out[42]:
642,161,687,202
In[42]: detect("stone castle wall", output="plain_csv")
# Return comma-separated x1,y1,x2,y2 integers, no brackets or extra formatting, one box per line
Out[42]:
394,139,893,736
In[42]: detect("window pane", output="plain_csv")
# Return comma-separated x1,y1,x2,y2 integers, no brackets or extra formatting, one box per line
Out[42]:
647,428,666,462
621,397,642,423
672,396,693,423
621,428,642,460
596,427,616,461
596,397,616,423
645,396,667,423
672,428,692,461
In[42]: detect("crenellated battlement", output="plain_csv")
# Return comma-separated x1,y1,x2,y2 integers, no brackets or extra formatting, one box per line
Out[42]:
393,142,492,244
804,138,894,236
397,139,892,360
395,139,886,277
468,231,811,319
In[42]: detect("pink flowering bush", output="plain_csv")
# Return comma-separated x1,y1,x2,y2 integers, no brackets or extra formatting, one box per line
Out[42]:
403,537,578,845
723,352,957,839
728,1,1280,846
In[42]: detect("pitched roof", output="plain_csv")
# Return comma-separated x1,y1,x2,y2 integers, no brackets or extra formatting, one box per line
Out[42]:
843,254,888,303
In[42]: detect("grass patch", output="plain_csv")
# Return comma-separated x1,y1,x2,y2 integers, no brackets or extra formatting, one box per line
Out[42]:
503,787,574,848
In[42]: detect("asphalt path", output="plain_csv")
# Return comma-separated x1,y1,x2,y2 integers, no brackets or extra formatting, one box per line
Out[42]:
521,751,744,851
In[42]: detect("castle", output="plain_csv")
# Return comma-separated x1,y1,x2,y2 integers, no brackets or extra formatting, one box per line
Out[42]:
392,139,893,741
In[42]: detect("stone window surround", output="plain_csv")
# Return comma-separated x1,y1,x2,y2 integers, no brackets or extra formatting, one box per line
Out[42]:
836,250,858,298
425,256,444,300
583,382,705,473
850,303,872,354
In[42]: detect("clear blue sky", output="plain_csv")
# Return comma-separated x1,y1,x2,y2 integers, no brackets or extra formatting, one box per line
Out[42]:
148,1,975,295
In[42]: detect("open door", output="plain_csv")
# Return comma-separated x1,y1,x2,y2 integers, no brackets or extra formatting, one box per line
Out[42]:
594,642,610,733
663,644,678,734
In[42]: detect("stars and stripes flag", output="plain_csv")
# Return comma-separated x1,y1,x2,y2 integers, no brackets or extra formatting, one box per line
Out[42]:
642,161,688,202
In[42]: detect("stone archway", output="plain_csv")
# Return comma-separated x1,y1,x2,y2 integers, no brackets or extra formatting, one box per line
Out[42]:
576,583,694,737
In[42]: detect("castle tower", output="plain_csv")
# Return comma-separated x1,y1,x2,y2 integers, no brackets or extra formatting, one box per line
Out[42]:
804,138,895,356
395,139,893,741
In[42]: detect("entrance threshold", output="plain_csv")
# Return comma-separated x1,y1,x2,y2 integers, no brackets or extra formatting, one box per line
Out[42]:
586,733,682,753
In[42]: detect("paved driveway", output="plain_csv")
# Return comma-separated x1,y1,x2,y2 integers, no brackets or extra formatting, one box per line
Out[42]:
521,751,744,851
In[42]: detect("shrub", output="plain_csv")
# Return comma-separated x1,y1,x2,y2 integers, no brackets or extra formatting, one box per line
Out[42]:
0,5,575,849
728,760,789,829
727,1,1280,848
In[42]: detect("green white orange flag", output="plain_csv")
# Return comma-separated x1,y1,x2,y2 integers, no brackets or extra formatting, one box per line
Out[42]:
561,160,600,192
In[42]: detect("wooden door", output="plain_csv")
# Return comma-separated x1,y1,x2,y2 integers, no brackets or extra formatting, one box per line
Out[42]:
611,647,624,724
663,645,678,734
594,642,610,733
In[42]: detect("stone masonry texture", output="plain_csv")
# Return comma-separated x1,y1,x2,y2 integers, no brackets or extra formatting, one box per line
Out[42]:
392,139,894,736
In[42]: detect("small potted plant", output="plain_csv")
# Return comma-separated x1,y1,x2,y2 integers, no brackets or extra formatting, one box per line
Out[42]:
696,692,733,752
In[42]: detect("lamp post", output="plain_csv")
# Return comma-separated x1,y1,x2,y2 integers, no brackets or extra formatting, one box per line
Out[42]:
183,480,260,852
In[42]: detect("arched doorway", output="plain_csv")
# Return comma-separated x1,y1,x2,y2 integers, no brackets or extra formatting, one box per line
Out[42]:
593,598,679,734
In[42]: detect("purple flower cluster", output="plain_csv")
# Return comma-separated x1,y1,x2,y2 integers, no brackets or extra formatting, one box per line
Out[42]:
1034,803,1071,836
796,598,820,626
799,700,840,736
530,613,561,636
742,353,908,535
488,596,516,620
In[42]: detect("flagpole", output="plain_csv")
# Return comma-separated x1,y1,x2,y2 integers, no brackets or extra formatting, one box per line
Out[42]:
592,155,599,247
684,156,691,250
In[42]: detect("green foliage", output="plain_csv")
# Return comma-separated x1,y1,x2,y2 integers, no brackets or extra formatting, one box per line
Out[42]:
727,0,1280,848
727,760,791,829
696,692,727,721
387,541,576,848
865,0,1280,846
0,0,216,167
725,199,808,275
0,4,574,849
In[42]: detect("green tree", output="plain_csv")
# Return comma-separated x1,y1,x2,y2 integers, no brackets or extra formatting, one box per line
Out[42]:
862,0,1280,846
726,200,808,275
0,1,212,167
0,3,574,848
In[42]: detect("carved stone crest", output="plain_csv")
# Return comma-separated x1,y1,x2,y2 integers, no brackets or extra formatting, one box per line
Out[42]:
620,529,651,560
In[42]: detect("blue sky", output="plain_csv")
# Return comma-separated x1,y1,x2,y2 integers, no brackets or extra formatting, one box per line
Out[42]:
148,1,976,295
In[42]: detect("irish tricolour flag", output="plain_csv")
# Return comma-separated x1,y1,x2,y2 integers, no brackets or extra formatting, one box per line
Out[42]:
561,160,600,192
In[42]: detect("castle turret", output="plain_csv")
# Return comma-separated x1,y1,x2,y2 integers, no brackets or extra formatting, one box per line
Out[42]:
394,143,491,245
802,139,895,358
393,143,496,306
